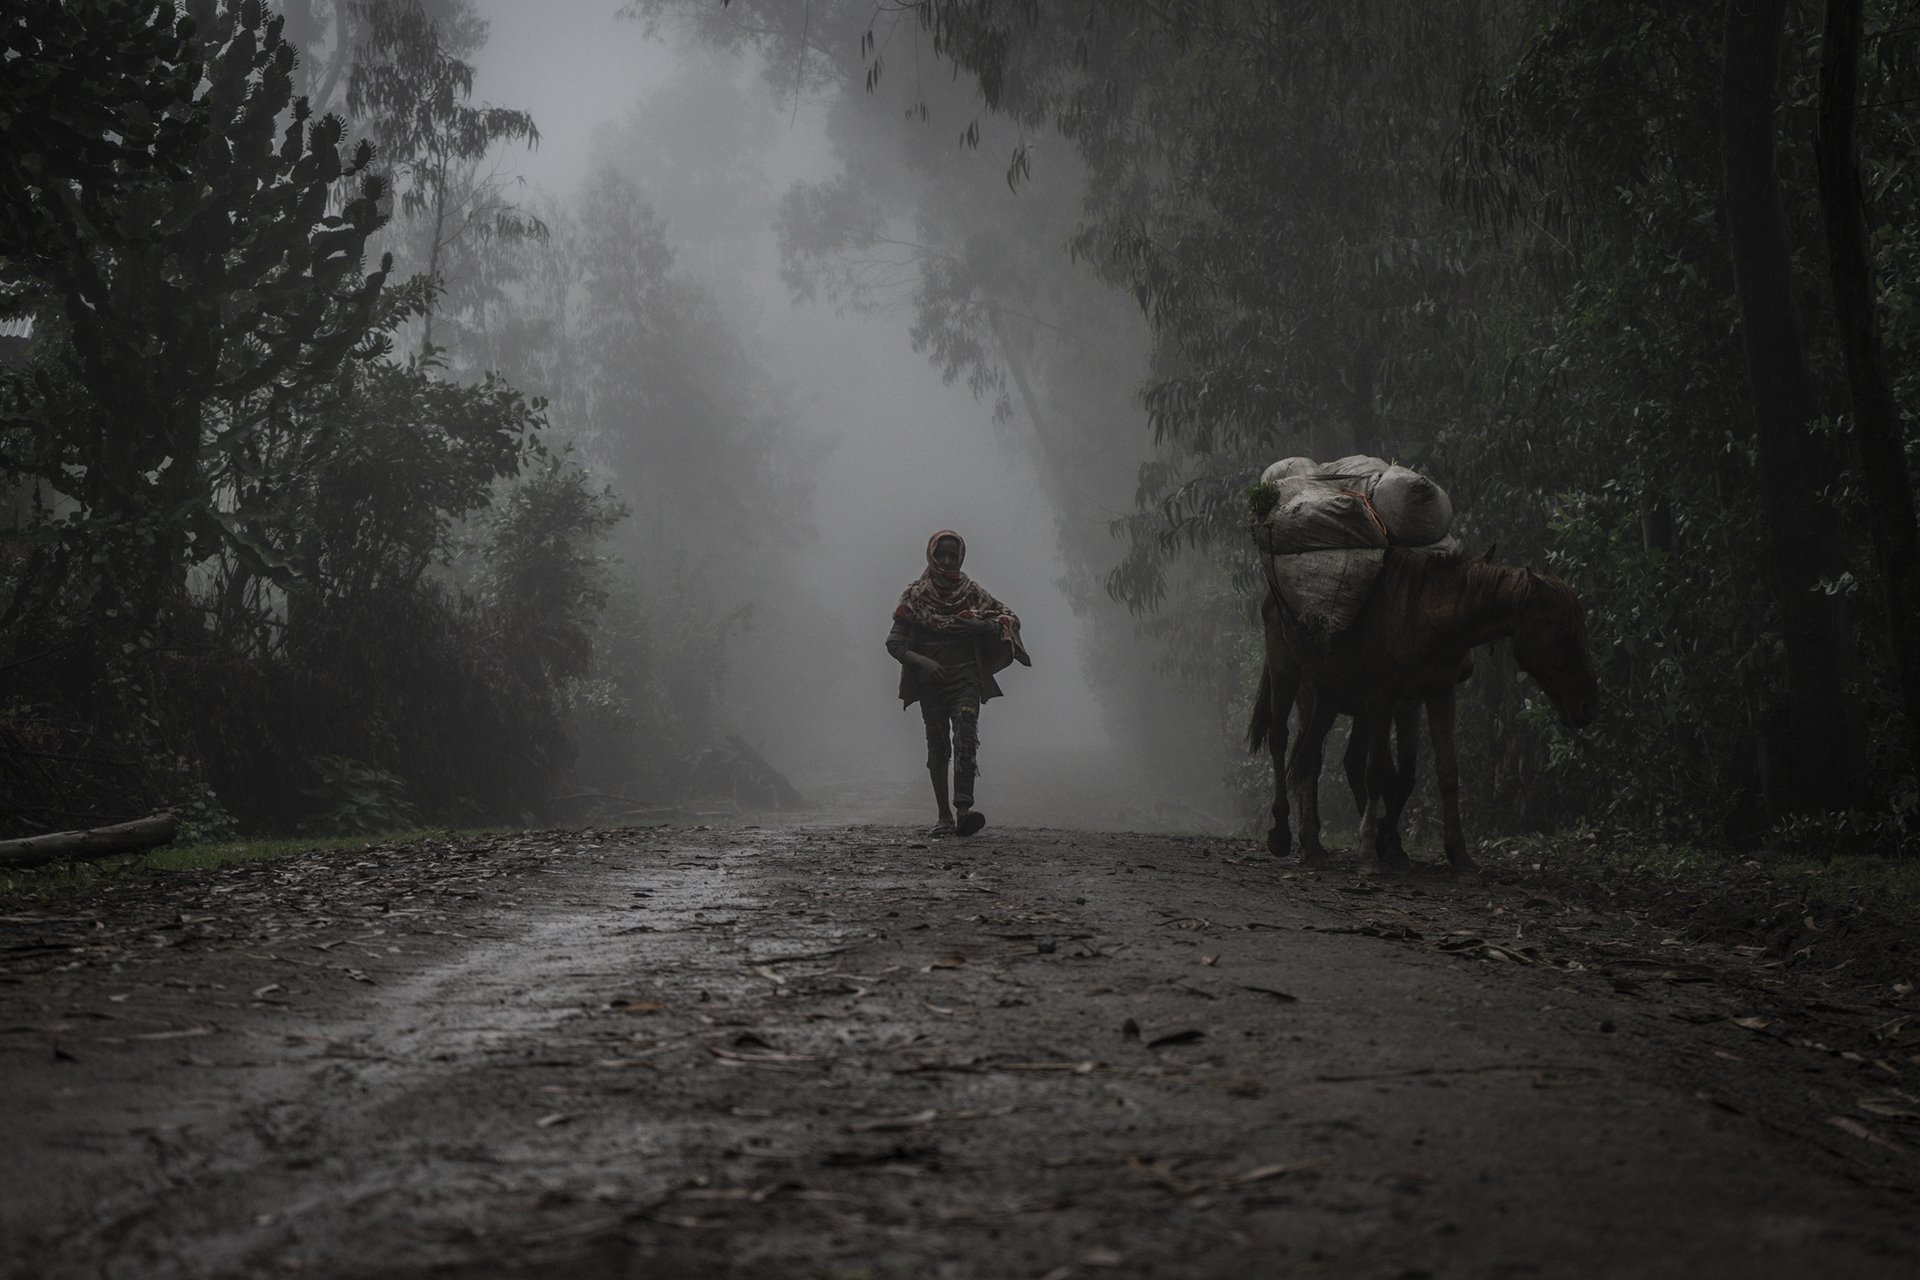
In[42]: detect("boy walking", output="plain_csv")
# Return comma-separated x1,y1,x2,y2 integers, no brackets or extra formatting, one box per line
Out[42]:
886,531,1029,836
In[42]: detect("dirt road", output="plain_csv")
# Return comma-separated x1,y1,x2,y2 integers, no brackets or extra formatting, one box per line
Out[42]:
4,822,1917,1278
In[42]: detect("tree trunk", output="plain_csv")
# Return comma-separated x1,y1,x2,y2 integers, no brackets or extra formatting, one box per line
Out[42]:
985,304,1073,482
0,813,180,869
422,160,448,356
1720,0,1868,813
1817,0,1920,792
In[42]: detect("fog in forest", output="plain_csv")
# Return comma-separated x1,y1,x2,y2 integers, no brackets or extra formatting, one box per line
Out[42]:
11,0,1910,851
462,1,1228,828
14,5,1920,1271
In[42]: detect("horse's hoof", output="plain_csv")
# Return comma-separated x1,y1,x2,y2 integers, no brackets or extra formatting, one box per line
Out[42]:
1299,846,1331,869
1375,850,1412,876
1266,826,1292,858
1446,855,1480,876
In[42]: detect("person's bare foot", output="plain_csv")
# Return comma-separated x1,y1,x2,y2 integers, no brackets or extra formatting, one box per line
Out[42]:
929,817,956,837
955,809,986,837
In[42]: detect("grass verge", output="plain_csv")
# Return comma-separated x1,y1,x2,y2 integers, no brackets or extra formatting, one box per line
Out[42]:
1478,829,1920,927
0,828,505,901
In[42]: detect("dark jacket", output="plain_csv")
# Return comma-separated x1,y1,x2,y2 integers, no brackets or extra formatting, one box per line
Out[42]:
885,617,1019,707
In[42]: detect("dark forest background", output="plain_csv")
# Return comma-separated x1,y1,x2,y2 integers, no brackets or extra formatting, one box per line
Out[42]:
2,0,1916,851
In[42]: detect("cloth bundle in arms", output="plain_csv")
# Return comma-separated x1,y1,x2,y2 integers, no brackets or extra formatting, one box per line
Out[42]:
1249,455,1455,637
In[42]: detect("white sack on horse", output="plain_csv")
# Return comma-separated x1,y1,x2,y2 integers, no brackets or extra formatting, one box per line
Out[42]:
1318,454,1390,481
1253,458,1453,550
1266,546,1388,636
1367,465,1453,546
1249,454,1456,638
1259,456,1323,486
1251,475,1390,556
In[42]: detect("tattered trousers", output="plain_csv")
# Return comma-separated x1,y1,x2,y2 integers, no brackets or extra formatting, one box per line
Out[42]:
920,666,982,809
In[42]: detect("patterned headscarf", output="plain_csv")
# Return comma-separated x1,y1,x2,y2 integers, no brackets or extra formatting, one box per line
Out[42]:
894,530,1018,639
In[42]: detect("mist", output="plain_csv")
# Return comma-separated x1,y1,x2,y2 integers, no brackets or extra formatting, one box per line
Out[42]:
459,1,1230,829
12,5,1920,1269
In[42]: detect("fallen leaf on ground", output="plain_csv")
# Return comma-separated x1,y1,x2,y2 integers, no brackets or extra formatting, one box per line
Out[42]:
1827,1115,1905,1152
123,1025,213,1042
1856,1094,1920,1121
1225,1157,1335,1186
1147,1029,1205,1049
997,1060,1096,1074
846,1109,938,1133
708,1044,821,1065
1242,986,1299,1003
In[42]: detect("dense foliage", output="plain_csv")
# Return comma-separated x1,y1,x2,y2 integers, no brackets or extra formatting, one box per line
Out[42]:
644,0,1920,848
8,0,1915,851
0,0,618,836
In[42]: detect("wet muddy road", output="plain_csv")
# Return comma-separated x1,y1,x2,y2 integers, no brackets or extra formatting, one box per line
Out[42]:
5,823,1918,1278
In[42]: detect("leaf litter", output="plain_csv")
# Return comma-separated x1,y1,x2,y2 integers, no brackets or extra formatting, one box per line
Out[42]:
7,823,1920,1276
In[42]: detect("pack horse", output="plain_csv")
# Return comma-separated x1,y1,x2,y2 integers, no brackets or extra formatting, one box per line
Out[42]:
1246,457,1599,872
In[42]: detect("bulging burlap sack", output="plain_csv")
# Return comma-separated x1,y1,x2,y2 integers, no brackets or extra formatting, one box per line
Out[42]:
1319,454,1390,481
1367,464,1452,546
1252,475,1389,556
1266,547,1388,636
1250,453,1455,636
1259,456,1323,487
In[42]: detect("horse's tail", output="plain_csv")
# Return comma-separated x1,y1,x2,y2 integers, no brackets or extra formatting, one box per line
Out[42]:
1248,666,1272,754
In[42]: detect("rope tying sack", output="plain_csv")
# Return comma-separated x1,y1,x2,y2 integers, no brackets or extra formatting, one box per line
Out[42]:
1249,456,1455,638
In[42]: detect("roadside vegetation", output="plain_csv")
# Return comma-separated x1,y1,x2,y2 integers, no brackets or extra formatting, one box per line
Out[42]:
645,0,1920,854
0,827,506,899
4,1,1916,863
1,1,803,842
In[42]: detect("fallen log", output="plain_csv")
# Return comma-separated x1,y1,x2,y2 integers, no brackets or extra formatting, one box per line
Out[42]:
0,813,180,870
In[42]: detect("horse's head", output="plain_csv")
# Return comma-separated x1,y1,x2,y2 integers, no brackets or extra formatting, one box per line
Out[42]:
1510,573,1599,729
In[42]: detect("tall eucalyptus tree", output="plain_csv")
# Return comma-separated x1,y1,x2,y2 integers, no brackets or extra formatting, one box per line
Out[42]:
1817,0,1920,791
346,0,540,356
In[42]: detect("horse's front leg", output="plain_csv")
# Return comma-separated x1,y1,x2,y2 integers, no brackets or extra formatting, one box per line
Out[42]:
1262,664,1300,860
1356,710,1408,874
1425,686,1473,871
1287,684,1336,864
1375,700,1420,866
1340,715,1368,818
